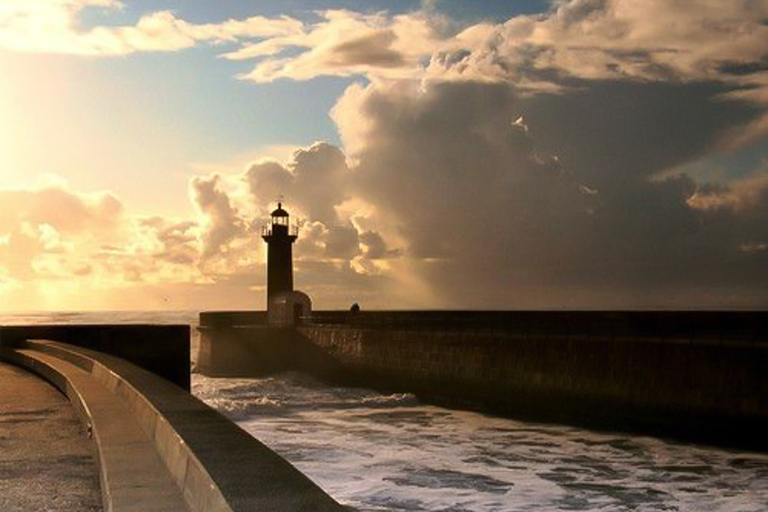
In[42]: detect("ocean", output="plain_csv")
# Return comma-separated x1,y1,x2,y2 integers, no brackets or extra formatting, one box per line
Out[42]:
2,311,767,511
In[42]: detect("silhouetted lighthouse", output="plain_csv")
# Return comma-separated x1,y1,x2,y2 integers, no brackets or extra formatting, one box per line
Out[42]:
261,202,298,300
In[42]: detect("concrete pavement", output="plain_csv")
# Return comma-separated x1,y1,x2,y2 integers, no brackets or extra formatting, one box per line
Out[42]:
0,361,101,512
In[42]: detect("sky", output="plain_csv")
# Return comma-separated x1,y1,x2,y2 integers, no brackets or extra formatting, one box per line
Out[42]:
0,0,766,311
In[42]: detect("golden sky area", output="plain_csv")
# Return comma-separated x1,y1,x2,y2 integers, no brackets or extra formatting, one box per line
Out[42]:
0,0,767,311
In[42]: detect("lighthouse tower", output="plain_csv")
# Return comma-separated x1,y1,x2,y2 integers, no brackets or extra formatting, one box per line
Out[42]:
261,202,298,299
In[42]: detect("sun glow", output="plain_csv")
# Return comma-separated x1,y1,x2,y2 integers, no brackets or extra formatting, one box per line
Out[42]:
0,59,14,181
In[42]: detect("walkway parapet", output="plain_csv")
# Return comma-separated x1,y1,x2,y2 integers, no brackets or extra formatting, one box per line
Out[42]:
1,338,345,512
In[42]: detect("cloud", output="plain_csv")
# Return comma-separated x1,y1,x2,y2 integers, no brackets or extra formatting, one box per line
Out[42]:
225,2,768,104
688,173,768,213
189,174,247,266
419,0,768,88
328,75,768,308
329,30,406,68
0,178,122,236
195,0,768,309
0,168,400,310
332,81,591,302
4,0,766,113
229,9,443,82
431,0,768,147
0,0,303,55
140,218,199,266
360,231,400,260
0,178,172,285
223,1,768,151
3,2,766,310
7,0,766,129
244,142,350,224
184,142,404,306
0,179,124,281
323,225,360,260
185,146,391,306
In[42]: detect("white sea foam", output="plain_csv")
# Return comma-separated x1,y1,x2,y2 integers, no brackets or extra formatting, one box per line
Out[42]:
193,372,768,512
4,312,767,511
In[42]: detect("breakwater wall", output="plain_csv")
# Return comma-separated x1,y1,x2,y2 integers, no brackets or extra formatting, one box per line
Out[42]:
199,311,768,449
0,324,190,389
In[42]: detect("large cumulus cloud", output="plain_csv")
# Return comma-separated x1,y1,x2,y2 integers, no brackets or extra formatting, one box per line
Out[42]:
183,142,402,308
190,175,247,266
244,143,349,225
330,76,768,307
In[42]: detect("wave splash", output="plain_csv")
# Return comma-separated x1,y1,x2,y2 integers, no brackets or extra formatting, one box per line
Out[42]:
194,373,768,512
193,372,418,421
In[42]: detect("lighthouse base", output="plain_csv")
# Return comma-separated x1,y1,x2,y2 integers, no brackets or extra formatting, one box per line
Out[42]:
197,324,295,377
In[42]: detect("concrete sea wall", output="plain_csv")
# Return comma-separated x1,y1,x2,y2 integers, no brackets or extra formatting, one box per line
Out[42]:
197,325,296,377
1,333,345,511
0,324,190,390
200,310,768,449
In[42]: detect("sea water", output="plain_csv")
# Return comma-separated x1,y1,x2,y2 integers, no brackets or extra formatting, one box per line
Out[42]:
3,311,767,511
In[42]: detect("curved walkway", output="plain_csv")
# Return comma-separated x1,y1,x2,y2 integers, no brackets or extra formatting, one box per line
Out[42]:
2,339,345,512
0,362,101,512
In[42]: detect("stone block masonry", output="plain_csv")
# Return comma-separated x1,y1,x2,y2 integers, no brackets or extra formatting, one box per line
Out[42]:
295,311,768,449
198,310,768,450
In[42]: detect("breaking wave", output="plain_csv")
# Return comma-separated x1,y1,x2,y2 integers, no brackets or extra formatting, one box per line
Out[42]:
194,372,768,512
4,311,767,511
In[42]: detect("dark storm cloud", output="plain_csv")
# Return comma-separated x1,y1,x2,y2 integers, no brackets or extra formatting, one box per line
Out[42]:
520,81,762,184
515,80,768,292
324,225,361,260
360,231,400,260
333,78,768,307
718,59,768,77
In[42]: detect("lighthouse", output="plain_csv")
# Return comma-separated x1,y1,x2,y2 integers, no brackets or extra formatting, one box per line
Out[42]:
261,203,311,325
261,202,298,299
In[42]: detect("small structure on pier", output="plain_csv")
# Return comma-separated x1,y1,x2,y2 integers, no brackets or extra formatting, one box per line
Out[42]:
268,290,312,326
